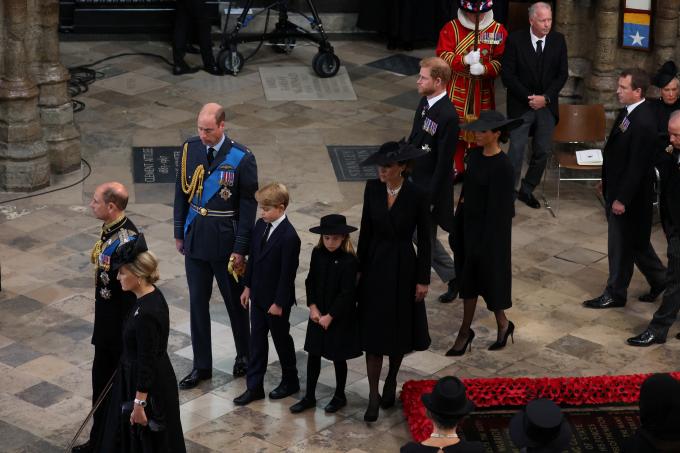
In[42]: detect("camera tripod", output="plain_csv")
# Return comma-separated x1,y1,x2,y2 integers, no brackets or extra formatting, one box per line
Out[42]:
217,0,341,77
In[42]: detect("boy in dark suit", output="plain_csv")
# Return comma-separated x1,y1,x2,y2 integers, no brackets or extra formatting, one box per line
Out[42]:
234,182,301,405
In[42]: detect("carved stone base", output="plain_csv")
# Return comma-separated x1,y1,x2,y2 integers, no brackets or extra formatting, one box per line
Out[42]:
40,102,81,173
0,141,50,191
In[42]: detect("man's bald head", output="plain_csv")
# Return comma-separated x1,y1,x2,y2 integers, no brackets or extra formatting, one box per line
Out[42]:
100,182,129,211
90,182,128,222
669,110,680,149
197,103,226,146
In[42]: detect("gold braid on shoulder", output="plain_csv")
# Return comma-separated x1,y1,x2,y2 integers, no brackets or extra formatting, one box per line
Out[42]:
181,142,205,203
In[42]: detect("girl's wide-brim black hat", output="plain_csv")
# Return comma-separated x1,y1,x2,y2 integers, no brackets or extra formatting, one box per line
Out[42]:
421,376,475,417
309,214,358,235
460,110,523,132
509,399,572,452
652,60,678,89
360,140,427,167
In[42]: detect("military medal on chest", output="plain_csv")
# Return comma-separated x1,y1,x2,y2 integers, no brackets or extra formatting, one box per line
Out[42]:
99,287,112,300
219,166,236,200
99,271,110,286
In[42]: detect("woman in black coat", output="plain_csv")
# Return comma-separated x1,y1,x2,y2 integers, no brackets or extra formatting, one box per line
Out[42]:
357,141,431,422
289,214,362,415
97,235,186,453
448,111,520,356
651,61,680,143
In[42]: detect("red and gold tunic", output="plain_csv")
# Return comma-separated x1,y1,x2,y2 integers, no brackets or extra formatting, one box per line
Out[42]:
436,16,507,173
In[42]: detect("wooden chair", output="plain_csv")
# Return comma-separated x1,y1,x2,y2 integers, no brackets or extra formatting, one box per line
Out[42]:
547,103,606,215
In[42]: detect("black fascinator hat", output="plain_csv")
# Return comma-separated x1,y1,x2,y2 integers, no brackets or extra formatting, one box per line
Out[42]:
110,233,148,271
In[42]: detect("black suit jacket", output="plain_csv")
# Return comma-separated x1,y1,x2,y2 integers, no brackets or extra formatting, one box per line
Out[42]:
173,135,258,261
501,29,568,121
655,145,680,236
244,217,301,310
602,100,658,244
408,94,459,232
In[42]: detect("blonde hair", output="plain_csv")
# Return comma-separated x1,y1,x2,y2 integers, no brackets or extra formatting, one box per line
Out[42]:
124,251,160,284
316,234,357,256
255,182,290,208
420,57,452,85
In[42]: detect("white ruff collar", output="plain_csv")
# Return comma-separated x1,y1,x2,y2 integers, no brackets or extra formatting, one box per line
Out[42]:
457,9,494,30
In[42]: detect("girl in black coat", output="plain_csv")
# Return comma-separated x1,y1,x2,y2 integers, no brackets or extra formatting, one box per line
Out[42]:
289,214,362,414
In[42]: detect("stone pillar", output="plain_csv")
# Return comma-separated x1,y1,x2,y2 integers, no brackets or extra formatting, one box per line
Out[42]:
653,0,680,67
27,0,81,174
0,0,50,191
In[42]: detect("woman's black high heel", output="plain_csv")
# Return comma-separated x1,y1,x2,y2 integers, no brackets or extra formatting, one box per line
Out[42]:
445,329,475,356
380,379,397,409
488,321,515,351
364,394,381,422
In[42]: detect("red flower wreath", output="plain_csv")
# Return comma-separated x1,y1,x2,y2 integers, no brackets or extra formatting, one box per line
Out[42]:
400,372,680,442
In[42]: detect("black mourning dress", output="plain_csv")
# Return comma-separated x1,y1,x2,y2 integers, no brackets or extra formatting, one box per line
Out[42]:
455,148,514,311
651,97,680,143
98,288,186,453
357,179,431,355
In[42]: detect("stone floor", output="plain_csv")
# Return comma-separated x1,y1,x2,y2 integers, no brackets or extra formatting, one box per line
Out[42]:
0,38,677,452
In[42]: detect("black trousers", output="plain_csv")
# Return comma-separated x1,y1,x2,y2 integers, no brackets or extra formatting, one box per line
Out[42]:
648,235,680,338
246,303,298,391
185,256,250,370
173,0,216,67
605,211,667,302
89,346,120,444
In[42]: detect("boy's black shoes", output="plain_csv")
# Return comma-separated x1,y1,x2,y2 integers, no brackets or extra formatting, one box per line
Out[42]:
234,388,265,406
269,382,300,399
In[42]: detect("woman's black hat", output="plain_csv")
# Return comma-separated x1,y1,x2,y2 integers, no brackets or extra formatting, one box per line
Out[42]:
639,373,680,441
360,140,427,167
652,61,678,89
309,214,358,235
421,376,475,417
509,399,572,452
459,110,523,132
110,233,148,271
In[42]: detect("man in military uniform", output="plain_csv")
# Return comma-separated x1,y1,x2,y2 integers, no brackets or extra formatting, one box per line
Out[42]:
437,0,507,176
627,111,680,346
174,102,257,389
73,182,139,453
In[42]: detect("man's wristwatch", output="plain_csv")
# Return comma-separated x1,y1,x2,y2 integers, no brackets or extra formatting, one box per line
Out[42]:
134,398,147,408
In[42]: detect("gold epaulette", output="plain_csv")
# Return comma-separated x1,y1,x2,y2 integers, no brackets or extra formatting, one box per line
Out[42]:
181,142,205,203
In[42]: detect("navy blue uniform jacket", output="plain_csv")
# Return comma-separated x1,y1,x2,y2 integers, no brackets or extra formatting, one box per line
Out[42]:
173,136,258,260
244,217,301,310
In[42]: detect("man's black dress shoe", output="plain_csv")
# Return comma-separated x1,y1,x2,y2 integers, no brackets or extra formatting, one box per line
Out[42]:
582,294,625,309
517,191,541,209
638,286,666,302
172,63,199,76
269,382,300,400
204,65,223,76
324,395,347,413
72,441,93,453
233,356,248,378
438,279,459,303
233,388,265,406
627,330,666,347
178,369,212,390
289,396,316,413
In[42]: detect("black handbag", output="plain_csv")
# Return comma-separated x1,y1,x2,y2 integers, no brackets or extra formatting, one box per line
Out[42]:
412,300,431,351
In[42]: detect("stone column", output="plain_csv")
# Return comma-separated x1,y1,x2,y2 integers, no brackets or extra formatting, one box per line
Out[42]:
653,0,680,67
583,0,621,110
0,0,50,191
27,0,81,174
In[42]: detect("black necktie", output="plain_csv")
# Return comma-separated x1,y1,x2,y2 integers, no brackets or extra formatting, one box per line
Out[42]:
261,222,272,249
536,40,543,58
207,147,216,165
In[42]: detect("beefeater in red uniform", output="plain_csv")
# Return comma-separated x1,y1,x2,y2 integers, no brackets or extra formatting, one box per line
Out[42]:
436,0,507,175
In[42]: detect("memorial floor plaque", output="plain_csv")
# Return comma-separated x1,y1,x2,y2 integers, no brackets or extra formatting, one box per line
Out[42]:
366,54,422,76
458,409,640,452
327,145,379,182
132,146,181,184
259,66,357,101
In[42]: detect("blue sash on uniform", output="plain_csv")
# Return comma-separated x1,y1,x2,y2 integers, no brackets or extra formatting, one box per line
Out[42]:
184,145,246,236
99,234,138,269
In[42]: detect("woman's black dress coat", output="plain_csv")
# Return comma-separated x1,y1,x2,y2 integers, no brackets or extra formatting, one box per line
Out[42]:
303,247,362,361
98,288,185,453
454,148,514,311
357,178,431,355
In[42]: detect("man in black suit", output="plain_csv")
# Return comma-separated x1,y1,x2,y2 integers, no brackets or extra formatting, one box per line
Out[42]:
73,182,138,453
628,111,680,345
502,1,568,209
409,57,460,303
583,69,667,309
174,103,257,389
234,183,301,406
172,0,221,75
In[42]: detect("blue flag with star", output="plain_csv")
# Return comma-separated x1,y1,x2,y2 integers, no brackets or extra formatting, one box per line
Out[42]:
622,12,650,49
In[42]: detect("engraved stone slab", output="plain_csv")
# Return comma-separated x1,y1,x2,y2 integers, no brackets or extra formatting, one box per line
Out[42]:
327,145,378,182
259,66,357,101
